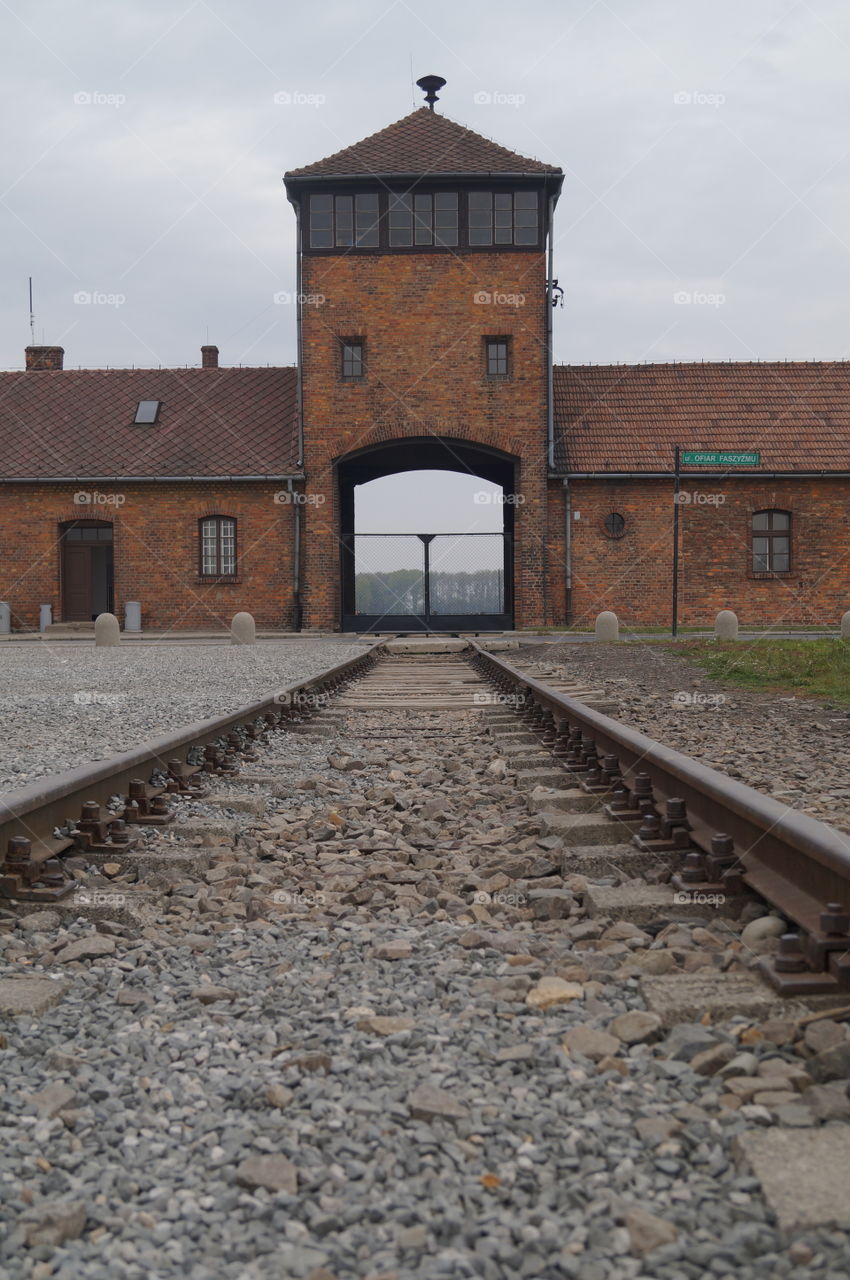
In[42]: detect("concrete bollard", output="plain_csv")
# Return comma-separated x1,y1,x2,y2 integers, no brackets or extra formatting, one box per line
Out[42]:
715,609,739,640
594,610,619,643
95,613,121,646
0,603,10,634
230,611,256,645
841,611,850,639
39,604,52,633
124,601,142,633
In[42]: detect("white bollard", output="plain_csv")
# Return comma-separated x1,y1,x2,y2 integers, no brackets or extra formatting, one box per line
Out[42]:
715,610,739,640
595,610,619,643
841,611,850,639
0,603,10,634
124,601,142,633
95,612,121,646
39,604,52,633
230,611,256,645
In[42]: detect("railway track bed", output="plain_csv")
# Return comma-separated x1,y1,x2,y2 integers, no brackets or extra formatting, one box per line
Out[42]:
3,640,850,1276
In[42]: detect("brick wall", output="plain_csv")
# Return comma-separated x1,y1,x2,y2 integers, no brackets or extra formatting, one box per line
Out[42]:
5,473,847,633
299,249,550,629
0,484,296,631
545,477,850,627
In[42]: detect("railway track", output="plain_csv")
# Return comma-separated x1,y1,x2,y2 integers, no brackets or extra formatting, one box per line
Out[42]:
4,637,850,1269
3,638,848,999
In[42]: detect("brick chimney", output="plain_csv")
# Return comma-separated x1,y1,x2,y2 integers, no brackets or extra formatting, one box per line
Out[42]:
25,345,64,371
201,345,219,369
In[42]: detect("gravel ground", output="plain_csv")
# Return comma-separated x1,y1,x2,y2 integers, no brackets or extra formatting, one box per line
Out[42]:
515,642,850,835
0,641,368,791
3,696,850,1278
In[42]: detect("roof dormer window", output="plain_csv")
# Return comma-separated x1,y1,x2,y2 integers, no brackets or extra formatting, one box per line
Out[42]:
134,399,161,424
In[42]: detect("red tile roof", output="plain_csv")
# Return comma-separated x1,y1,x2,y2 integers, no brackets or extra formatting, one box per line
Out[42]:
285,108,562,179
554,362,850,473
5,359,848,481
0,366,299,479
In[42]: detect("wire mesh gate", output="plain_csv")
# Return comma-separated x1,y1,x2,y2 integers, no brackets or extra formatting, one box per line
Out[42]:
343,532,512,632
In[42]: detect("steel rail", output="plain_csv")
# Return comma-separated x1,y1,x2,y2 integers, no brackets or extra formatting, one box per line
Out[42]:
470,642,850,994
0,639,385,900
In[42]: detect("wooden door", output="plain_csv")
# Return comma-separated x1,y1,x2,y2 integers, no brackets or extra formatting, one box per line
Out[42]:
62,543,92,620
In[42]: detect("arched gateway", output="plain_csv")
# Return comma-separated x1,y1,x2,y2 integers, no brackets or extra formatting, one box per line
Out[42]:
338,438,517,632
284,95,564,632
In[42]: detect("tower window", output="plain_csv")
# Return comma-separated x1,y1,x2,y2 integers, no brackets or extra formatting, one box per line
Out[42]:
468,191,539,246
341,339,365,379
752,509,790,572
199,516,237,577
485,338,511,377
388,191,458,246
310,193,379,248
388,194,414,246
305,189,540,250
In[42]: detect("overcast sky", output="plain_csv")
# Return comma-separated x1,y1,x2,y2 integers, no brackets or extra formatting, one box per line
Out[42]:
2,0,849,531
3,0,850,374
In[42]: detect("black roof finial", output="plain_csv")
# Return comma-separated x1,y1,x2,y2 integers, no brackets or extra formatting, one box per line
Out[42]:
416,75,446,111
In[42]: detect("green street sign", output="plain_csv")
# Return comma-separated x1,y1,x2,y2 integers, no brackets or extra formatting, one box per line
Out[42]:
680,450,761,467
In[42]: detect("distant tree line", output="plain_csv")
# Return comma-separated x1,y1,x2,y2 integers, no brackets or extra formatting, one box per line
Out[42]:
355,568,503,616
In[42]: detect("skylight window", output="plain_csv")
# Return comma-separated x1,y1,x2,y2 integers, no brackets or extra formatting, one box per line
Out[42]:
134,399,161,424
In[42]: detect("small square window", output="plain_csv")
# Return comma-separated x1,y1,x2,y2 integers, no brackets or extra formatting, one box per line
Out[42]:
341,339,364,379
134,399,160,424
485,338,510,378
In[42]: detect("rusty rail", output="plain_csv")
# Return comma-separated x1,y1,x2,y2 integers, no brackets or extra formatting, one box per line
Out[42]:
470,642,850,996
0,640,384,903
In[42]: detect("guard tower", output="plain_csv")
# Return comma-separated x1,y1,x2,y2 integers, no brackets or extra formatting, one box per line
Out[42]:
284,78,563,630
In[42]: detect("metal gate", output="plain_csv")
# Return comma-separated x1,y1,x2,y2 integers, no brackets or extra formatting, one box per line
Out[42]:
343,532,512,632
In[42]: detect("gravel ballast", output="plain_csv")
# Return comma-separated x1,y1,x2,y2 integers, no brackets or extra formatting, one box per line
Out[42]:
2,686,850,1278
515,641,850,834
0,641,367,790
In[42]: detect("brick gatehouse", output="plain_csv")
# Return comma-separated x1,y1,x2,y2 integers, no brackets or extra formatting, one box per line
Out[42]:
2,85,849,632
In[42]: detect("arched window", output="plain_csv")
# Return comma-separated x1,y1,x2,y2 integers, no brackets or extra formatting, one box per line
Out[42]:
199,516,236,577
752,510,790,573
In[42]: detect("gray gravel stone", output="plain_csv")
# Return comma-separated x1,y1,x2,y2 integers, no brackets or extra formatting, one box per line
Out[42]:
407,1083,468,1122
0,640,365,787
53,935,116,964
17,1200,88,1248
624,1206,679,1255
234,1153,298,1193
609,1009,662,1044
0,976,68,1014
561,1025,620,1061
26,1082,76,1117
